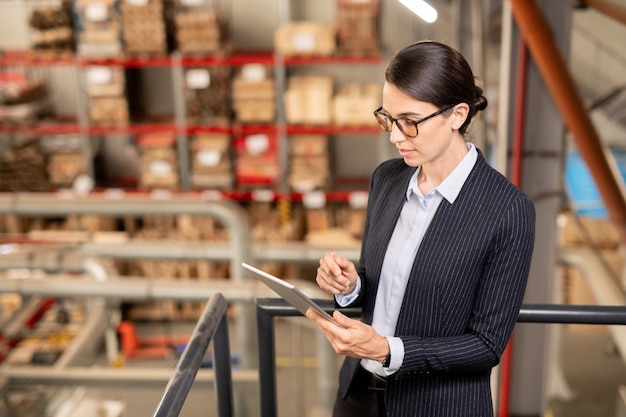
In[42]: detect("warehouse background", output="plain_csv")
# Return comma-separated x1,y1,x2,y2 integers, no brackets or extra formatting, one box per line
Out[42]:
0,1,626,417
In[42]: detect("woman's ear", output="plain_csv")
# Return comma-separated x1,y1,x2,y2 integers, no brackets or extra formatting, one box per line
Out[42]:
451,103,470,130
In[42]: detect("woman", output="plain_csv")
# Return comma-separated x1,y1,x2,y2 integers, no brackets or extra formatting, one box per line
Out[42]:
306,41,536,417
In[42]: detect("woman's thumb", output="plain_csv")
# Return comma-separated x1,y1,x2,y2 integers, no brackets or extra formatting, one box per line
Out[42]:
332,310,351,327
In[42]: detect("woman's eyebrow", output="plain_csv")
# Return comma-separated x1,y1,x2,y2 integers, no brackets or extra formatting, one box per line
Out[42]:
397,111,422,118
382,109,422,118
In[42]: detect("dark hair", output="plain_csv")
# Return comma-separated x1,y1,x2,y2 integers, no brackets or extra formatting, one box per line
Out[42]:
385,41,488,135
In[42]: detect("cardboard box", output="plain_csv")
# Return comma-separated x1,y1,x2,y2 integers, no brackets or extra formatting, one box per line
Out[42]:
120,0,167,55
232,78,275,101
83,66,125,97
333,82,380,126
47,153,85,186
284,75,333,124
191,134,233,189
234,134,279,186
275,22,336,56
88,96,129,125
138,133,179,189
289,155,330,192
232,99,276,123
290,134,328,156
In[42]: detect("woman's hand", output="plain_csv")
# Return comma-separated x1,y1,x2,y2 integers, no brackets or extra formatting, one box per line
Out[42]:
306,309,389,363
316,252,358,295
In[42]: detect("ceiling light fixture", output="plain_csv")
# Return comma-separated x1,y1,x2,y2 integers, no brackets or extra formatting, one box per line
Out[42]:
399,0,438,23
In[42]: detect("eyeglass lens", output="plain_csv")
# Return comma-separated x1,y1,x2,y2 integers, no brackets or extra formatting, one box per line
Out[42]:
374,105,454,138
374,112,419,137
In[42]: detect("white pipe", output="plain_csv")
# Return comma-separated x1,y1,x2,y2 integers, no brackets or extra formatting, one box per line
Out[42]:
0,275,328,302
0,367,258,387
0,241,360,265
495,0,513,175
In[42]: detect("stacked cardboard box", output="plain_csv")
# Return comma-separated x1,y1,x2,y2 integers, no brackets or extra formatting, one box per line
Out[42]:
284,75,333,125
137,133,179,189
338,191,368,239
288,135,330,192
174,7,227,55
29,2,74,56
300,192,364,248
75,0,123,58
83,66,129,125
336,0,380,56
122,213,229,320
231,64,275,124
120,0,167,56
184,66,231,125
301,191,331,235
332,82,380,126
247,200,304,279
190,133,233,189
234,133,279,187
275,22,336,57
0,138,50,191
0,79,50,123
40,134,86,187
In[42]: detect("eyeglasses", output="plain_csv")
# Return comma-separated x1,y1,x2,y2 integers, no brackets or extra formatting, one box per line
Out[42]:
373,104,456,138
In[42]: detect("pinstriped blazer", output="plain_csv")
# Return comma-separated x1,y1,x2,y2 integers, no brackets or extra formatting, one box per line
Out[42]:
338,151,535,417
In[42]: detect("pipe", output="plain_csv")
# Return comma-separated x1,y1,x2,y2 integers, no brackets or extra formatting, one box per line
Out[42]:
510,39,528,189
0,367,258,388
510,0,626,246
0,275,328,302
498,35,530,417
0,192,258,367
495,1,514,175
580,0,626,25
0,241,360,267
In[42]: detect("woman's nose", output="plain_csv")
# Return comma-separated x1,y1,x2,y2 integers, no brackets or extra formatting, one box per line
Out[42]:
389,123,405,143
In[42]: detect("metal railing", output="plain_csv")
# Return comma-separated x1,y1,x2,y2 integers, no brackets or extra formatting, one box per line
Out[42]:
255,298,626,417
152,292,233,417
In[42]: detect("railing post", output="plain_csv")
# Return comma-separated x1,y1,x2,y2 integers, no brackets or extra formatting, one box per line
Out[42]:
213,315,234,417
152,293,229,417
257,301,278,417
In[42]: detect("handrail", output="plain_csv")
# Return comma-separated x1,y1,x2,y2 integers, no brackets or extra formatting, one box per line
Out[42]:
152,292,233,417
255,297,626,417
0,192,259,369
0,192,252,281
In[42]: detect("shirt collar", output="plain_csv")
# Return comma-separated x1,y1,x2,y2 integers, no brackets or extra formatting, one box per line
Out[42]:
405,143,478,203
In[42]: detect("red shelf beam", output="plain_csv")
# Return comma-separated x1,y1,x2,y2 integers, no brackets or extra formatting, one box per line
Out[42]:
1,50,382,68
282,54,383,66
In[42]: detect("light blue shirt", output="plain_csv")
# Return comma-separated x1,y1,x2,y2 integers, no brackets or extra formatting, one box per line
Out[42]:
337,143,478,376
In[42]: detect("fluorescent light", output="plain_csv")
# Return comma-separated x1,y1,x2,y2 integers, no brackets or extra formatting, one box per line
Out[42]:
399,0,438,23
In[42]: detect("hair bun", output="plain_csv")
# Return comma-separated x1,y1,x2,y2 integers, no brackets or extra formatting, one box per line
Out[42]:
475,95,488,111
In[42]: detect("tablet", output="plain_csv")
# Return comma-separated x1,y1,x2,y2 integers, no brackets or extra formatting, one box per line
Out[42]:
242,262,336,323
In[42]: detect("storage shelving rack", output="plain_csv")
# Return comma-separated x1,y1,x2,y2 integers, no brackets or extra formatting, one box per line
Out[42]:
0,49,384,201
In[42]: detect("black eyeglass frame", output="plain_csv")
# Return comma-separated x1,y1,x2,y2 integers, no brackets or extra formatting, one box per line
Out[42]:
373,104,456,138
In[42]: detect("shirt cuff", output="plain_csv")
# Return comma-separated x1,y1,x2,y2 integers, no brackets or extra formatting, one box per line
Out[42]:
383,336,404,375
335,276,362,307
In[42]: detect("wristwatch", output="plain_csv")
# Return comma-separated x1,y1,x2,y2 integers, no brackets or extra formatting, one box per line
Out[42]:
382,351,391,368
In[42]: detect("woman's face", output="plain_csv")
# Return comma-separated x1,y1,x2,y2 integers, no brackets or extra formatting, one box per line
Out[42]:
380,82,465,168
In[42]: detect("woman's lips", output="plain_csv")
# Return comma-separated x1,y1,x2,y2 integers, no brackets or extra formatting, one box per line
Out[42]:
398,148,414,157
